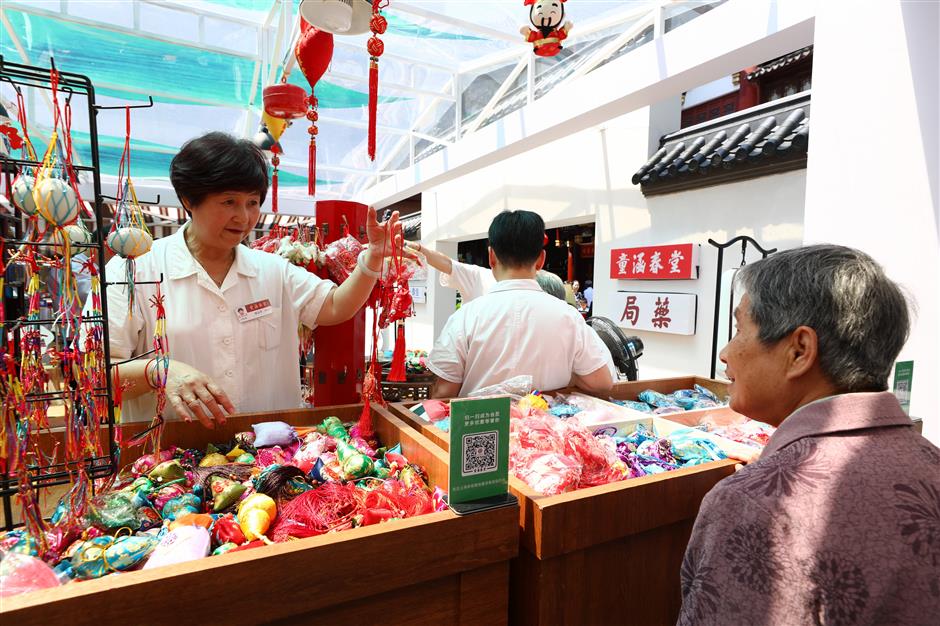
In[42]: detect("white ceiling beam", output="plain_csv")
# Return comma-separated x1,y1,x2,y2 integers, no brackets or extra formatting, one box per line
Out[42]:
6,2,262,61
327,70,455,101
371,73,457,188
393,2,527,45
363,0,817,208
314,113,450,147
332,39,456,74
142,0,266,30
92,81,239,109
555,9,657,90
463,53,528,136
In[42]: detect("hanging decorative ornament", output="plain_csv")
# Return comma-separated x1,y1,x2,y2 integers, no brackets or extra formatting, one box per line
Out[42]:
521,0,572,58
261,66,309,213
253,115,288,213
11,174,37,215
295,18,334,196
107,222,153,258
52,222,93,249
257,112,289,152
10,85,40,218
34,177,79,227
381,251,414,383
388,320,407,382
262,83,308,120
107,108,153,316
298,0,373,34
367,1,388,161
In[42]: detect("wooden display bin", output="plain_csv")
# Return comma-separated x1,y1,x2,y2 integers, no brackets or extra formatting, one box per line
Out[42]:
610,375,729,404
390,402,736,625
2,404,519,626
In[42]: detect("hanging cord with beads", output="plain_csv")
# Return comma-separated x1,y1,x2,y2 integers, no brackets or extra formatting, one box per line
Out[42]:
367,1,389,161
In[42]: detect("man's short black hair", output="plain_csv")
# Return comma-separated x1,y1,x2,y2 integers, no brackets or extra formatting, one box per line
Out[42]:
488,210,545,268
170,131,269,210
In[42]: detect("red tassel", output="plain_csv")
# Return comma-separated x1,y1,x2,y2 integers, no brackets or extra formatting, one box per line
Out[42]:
271,169,278,213
368,59,378,161
358,399,372,438
271,152,279,213
388,323,407,382
308,137,316,196
357,363,379,438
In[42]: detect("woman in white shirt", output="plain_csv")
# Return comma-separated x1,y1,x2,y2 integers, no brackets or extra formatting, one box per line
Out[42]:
103,132,403,429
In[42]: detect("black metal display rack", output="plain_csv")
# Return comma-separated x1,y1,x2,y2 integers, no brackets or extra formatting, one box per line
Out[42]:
0,56,145,529
707,235,777,378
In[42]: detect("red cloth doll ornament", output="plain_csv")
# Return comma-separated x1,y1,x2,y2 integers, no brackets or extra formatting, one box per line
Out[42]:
295,19,334,196
367,1,388,160
521,0,572,58
381,252,414,383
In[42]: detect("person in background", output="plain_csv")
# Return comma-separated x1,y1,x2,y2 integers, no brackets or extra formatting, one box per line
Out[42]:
678,244,938,626
407,241,567,303
563,281,577,307
427,210,613,398
534,269,566,301
583,280,594,308
406,241,495,303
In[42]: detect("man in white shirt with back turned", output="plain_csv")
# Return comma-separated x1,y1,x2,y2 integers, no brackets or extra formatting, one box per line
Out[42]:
427,210,613,398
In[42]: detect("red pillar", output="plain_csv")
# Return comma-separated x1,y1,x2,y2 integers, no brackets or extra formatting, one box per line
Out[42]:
312,200,367,406
567,242,575,282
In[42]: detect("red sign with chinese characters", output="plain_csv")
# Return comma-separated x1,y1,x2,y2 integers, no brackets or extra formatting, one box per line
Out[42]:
610,243,699,280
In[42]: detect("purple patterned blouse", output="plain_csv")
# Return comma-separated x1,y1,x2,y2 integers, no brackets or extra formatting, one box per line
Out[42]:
679,392,940,626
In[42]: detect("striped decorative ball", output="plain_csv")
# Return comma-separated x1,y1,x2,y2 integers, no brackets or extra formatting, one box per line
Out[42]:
35,178,79,226
52,224,93,248
11,174,37,215
108,226,153,258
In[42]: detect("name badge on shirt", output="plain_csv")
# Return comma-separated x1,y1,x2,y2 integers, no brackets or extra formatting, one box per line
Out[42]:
236,298,272,323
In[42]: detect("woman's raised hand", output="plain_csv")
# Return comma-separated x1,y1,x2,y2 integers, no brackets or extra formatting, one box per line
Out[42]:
364,206,409,261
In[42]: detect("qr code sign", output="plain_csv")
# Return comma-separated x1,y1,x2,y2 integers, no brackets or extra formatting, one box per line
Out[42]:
462,431,498,477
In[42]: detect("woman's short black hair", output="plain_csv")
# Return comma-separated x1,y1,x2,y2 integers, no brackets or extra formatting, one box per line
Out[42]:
488,210,545,268
170,131,269,210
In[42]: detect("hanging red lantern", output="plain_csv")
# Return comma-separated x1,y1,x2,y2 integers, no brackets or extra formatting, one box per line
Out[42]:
295,18,335,196
261,80,307,213
262,83,309,119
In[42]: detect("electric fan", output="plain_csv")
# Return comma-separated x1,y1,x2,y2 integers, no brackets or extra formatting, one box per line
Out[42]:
586,317,644,381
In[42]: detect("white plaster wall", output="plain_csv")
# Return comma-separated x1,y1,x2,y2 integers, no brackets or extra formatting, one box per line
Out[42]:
410,105,807,390
594,171,806,380
684,75,738,108
804,0,939,443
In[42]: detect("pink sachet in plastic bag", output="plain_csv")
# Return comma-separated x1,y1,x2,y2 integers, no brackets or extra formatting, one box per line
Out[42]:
510,449,582,495
0,551,61,597
420,400,450,423
143,525,210,570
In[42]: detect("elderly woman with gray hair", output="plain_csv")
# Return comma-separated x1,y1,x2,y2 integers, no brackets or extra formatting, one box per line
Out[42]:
678,245,939,626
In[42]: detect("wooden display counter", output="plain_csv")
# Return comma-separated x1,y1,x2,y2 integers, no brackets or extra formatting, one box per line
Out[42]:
390,402,736,625
2,405,519,626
